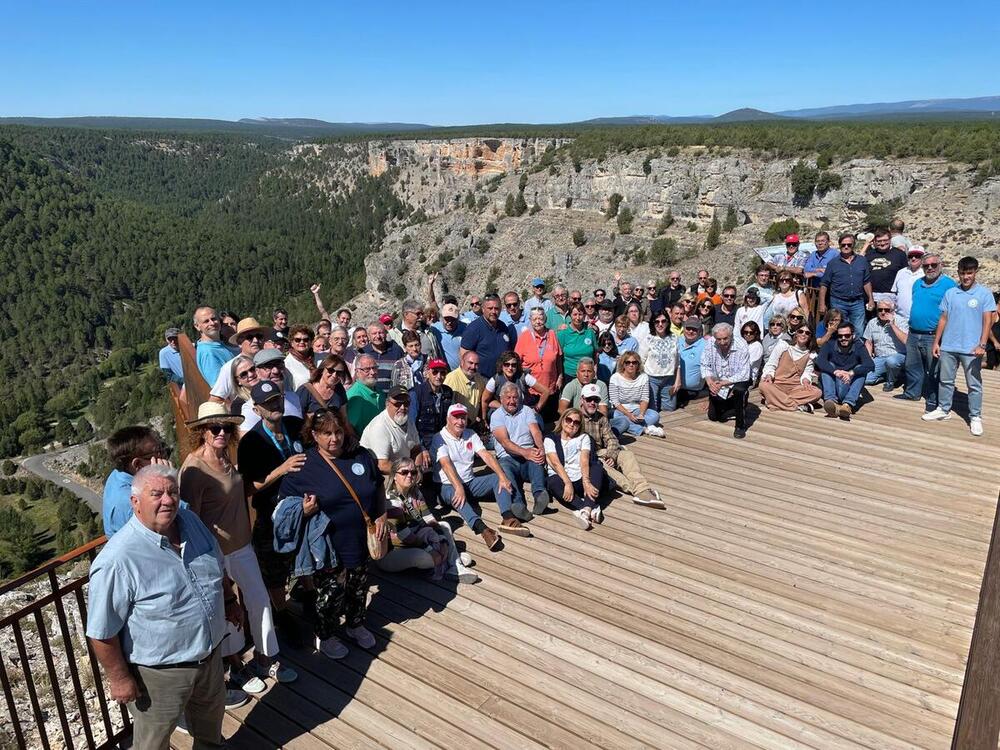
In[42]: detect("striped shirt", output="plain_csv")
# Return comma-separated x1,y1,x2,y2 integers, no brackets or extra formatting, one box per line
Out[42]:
608,373,650,407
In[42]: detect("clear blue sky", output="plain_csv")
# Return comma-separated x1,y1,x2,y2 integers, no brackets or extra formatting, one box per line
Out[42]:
3,0,998,125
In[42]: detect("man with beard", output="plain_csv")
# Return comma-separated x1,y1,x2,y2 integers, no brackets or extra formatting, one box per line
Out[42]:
239,349,303,431
346,353,386,434
361,386,430,475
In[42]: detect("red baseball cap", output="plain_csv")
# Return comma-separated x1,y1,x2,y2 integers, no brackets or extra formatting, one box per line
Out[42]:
785,234,800,244
378,313,394,325
427,358,448,370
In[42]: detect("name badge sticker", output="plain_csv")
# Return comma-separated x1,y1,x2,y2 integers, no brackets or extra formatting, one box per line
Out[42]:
351,462,365,476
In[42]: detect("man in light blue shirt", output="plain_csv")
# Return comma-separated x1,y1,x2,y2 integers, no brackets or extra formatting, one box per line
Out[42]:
490,383,548,518
499,291,529,334
802,232,839,289
193,306,238,386
898,254,956,410
676,320,708,401
523,278,554,318
158,328,184,385
923,256,997,436
87,464,239,749
431,303,467,371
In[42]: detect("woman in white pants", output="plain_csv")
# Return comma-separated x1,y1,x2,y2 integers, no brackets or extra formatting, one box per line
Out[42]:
377,457,477,583
180,402,298,693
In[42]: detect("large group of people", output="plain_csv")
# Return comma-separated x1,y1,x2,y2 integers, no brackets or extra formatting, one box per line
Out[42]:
94,218,997,746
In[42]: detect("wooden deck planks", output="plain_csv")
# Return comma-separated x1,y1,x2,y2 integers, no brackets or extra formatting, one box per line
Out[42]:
214,371,999,749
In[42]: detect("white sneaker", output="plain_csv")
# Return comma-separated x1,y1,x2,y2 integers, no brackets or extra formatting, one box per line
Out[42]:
644,425,665,438
590,506,604,524
572,509,592,529
921,408,952,421
317,635,349,660
345,625,376,649
231,668,266,695
447,564,479,584
459,551,474,567
971,417,984,437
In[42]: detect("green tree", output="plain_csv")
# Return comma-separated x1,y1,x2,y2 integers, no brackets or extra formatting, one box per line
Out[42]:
54,418,75,445
504,193,516,216
656,208,674,235
1,460,15,476
605,193,623,219
649,238,678,265
464,190,475,210
816,171,843,195
704,216,722,250
764,218,801,244
723,205,738,232
75,419,95,443
572,228,587,247
617,206,634,235
518,172,528,191
513,192,528,217
790,160,819,206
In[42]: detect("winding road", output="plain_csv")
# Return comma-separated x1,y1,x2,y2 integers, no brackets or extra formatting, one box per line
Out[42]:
20,450,102,514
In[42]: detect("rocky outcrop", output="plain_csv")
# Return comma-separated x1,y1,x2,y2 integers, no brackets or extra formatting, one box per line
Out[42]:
302,140,1000,316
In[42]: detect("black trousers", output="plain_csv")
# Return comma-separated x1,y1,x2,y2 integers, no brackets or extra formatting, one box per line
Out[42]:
545,462,605,510
707,381,750,430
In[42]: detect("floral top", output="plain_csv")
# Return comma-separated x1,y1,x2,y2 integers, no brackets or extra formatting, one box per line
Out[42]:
384,483,437,549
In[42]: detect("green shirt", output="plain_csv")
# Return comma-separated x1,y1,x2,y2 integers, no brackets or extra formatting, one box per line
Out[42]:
545,306,572,332
557,326,598,377
346,381,385,435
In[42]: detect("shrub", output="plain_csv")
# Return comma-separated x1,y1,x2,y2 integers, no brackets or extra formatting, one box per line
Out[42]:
864,200,901,230
518,172,528,191
656,209,674,235
617,206,634,235
485,222,496,234
816,171,843,195
1,460,14,476
763,218,801,244
649,238,678,265
790,160,819,206
642,155,653,175
461,227,470,238
485,266,501,293
452,262,467,284
505,193,516,216
572,228,587,247
476,238,490,253
704,216,721,250
667,146,680,157
392,283,407,299
464,191,475,210
529,202,541,215
686,221,698,232
565,197,573,208
606,193,623,219
722,205,738,232
816,150,833,169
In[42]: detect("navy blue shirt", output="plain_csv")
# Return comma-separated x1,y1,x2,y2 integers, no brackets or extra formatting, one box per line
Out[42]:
815,338,875,378
865,248,908,294
821,254,871,302
279,446,380,568
460,316,516,378
363,341,404,394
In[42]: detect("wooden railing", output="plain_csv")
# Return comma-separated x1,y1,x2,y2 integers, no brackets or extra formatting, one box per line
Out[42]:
0,538,131,750
952,491,1000,749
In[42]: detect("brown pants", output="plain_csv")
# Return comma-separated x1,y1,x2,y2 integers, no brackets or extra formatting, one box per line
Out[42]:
759,379,822,411
602,448,650,496
130,649,225,749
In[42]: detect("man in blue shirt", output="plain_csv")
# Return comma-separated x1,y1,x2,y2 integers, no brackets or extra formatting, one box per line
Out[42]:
431,303,467,371
158,328,184,385
523,278,554,318
193,306,239,386
815,321,874,420
499,291,529,334
460,294,515,378
490,383,549,518
819,233,874,334
87,464,241,749
898,254,956,410
675,319,708,406
802,232,839,289
923,256,997,436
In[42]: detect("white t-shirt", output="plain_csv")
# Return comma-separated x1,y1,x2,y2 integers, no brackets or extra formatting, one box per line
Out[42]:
360,410,420,463
210,356,240,400
544,434,592,481
891,267,924,319
240,392,303,432
284,354,312,391
431,429,485,485
485,373,537,393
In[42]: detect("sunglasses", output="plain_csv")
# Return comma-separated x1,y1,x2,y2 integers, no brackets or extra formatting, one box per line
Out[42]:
837,333,853,339
570,297,582,302
206,423,236,435
722,293,736,299
741,330,755,336
839,242,855,248
564,417,581,426
583,396,601,403
324,367,348,376
584,303,595,309
788,314,804,319
292,337,312,343
770,323,784,328
505,302,520,308
502,362,518,368
877,307,893,313
670,278,680,282
236,369,255,380
595,291,606,297
396,469,419,477
624,360,639,366
470,301,482,307
389,398,410,407
240,334,264,342
653,318,668,325
923,262,940,269
795,328,812,335
257,362,285,371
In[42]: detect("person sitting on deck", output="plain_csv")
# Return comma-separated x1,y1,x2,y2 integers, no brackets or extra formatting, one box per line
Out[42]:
816,321,874,420
701,323,752,440
758,324,822,412
863,299,908,392
490,382,550,520
608,351,664,438
543,408,606,530
559,357,609,416
360,385,429,476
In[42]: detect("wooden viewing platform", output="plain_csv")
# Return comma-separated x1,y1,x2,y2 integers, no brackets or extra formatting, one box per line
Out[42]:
174,371,1000,750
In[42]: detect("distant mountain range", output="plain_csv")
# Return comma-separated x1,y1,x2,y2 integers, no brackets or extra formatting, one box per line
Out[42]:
0,95,997,137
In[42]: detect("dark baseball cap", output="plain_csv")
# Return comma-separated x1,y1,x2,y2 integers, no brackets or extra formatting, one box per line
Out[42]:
250,380,283,405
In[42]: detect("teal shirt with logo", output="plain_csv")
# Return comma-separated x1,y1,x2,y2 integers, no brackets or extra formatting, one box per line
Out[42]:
557,326,598,377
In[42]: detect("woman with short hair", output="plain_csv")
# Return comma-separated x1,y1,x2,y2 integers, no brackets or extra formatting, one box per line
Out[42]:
762,314,792,361
285,324,317,390
515,307,563,423
544,408,605,530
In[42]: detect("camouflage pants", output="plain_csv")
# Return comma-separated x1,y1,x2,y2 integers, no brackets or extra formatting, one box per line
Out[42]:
313,565,369,639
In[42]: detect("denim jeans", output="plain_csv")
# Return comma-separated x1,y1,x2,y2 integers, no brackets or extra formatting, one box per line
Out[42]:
820,371,866,407
647,374,678,412
865,352,905,386
498,455,547,505
611,406,660,436
829,297,866,335
439,473,513,525
938,351,984,417
903,331,939,410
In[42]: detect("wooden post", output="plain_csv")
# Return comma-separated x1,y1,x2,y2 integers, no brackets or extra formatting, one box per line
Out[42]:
172,333,211,465
952,491,1000,749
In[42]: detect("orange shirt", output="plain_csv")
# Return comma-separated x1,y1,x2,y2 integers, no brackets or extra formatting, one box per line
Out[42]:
697,292,723,306
515,328,562,393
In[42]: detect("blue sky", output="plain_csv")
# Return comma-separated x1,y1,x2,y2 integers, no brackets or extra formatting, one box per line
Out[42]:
3,0,998,124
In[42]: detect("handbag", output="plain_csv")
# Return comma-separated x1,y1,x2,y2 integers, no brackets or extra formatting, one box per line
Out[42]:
319,453,388,560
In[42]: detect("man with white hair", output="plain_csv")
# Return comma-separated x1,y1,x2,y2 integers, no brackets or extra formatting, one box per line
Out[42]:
863,299,908,392
361,385,430,475
87,464,243,748
490,382,549,519
890,246,926,323
388,298,442,360
701,323,752,439
545,285,573,331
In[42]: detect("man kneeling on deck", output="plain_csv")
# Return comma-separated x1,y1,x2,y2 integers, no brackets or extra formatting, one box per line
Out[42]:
87,465,242,749
578,384,665,509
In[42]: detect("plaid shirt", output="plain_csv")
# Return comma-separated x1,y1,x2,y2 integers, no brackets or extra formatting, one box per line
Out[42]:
580,411,621,462
700,341,751,383
774,248,810,268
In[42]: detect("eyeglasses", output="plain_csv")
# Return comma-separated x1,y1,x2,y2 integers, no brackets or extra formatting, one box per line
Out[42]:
584,303,595,309
241,334,263,342
257,362,285,371
670,277,680,282
236,369,255,380
795,328,812,335
741,329,755,336
502,362,517,368
206,423,236,435
788,314,804,320
624,360,639,366
653,318,668,325
594,291,606,297
564,417,581,426
356,365,377,372
923,262,939,269
389,398,410,407
292,337,312,343
839,242,855,248
583,396,601,403
324,368,348,376
470,301,482,307
570,296,582,302
769,323,784,328
722,293,736,299
396,469,419,477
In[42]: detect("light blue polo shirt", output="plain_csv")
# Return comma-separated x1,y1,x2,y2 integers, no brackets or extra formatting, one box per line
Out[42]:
489,405,539,459
86,509,226,666
940,284,997,353
677,337,707,390
195,340,238,385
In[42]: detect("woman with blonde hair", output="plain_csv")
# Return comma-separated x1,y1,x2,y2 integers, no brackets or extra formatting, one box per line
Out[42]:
608,352,664,437
543,408,606,529
759,323,822,412
228,354,259,416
